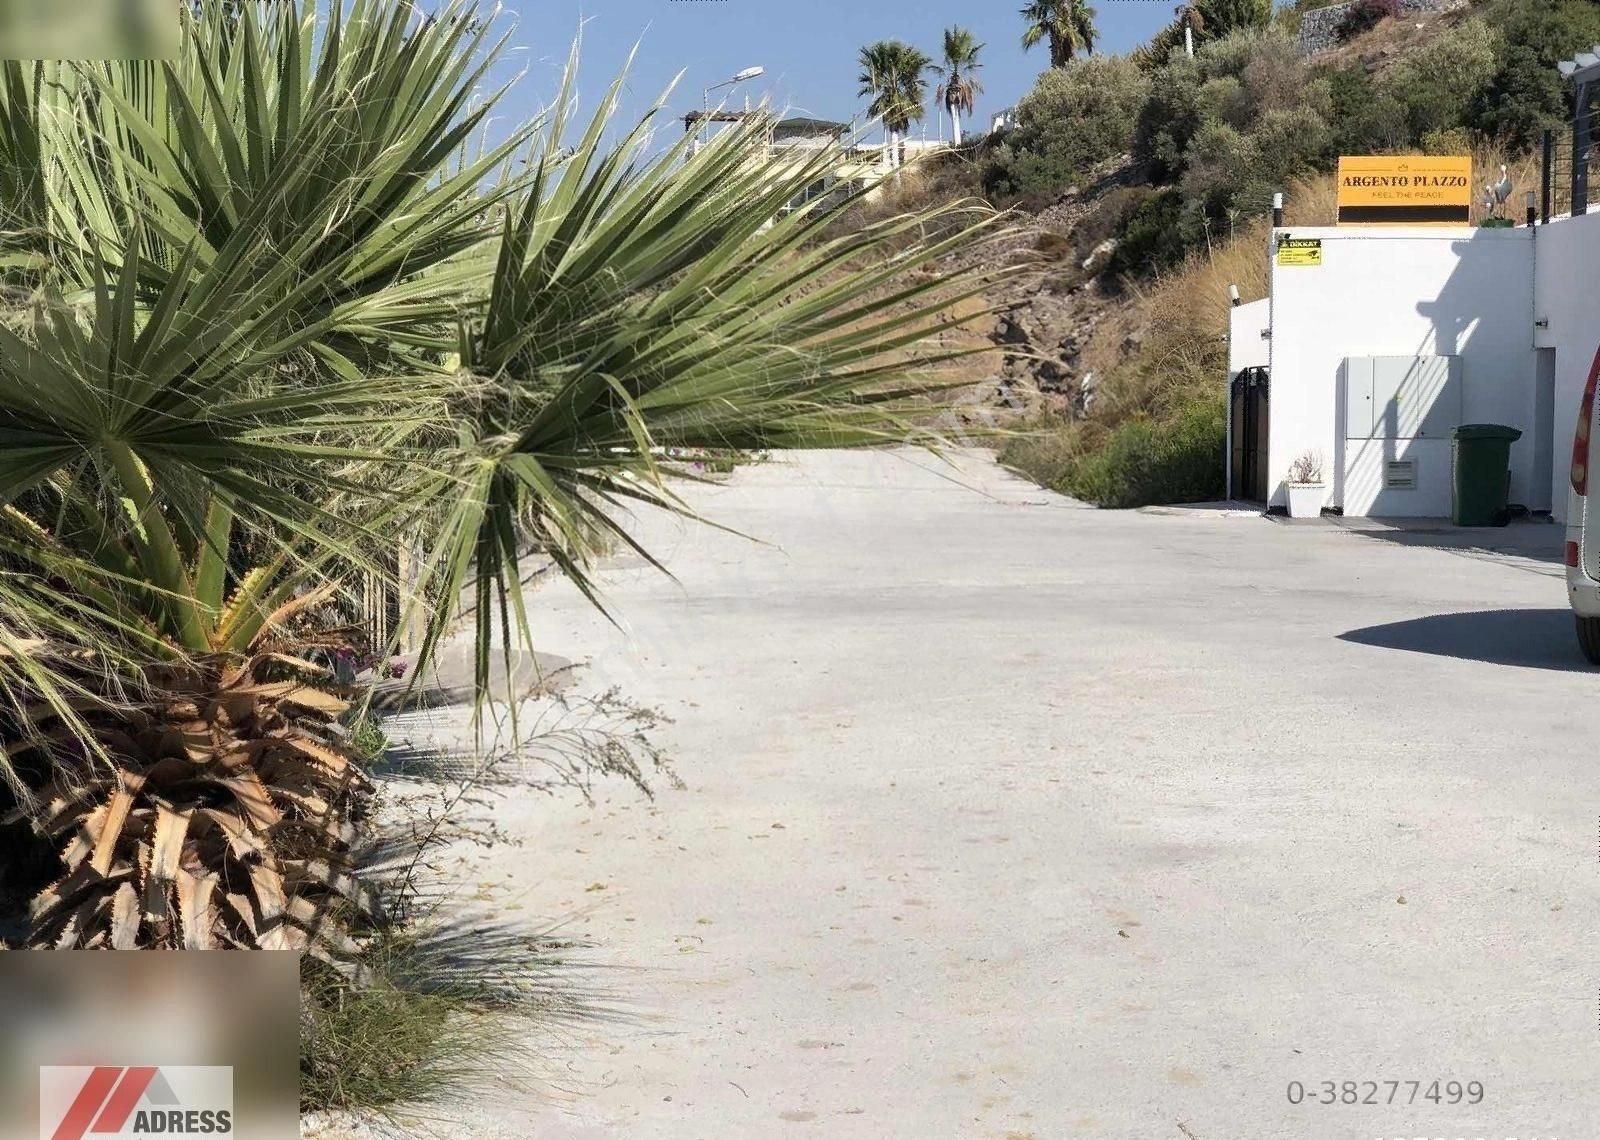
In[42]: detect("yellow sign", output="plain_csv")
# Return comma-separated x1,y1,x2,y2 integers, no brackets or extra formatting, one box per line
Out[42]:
1337,155,1472,225
1277,237,1322,267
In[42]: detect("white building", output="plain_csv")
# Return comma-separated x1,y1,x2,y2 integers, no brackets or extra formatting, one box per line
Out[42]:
1231,214,1599,522
683,112,952,213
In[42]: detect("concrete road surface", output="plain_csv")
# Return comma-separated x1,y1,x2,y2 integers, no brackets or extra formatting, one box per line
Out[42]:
387,449,1600,1140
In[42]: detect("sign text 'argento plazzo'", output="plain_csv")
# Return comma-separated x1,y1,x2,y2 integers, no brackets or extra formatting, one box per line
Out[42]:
1336,156,1473,225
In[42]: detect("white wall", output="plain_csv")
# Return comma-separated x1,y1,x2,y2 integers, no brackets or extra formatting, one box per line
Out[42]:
1229,299,1270,375
1532,210,1600,521
1266,226,1536,516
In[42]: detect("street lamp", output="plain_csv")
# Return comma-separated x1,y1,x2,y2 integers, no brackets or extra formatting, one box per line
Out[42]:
701,65,765,145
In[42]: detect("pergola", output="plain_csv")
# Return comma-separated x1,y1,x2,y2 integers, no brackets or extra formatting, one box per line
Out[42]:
682,110,752,134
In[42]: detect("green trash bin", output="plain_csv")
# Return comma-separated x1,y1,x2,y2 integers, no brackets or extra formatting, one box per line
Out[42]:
1451,424,1522,526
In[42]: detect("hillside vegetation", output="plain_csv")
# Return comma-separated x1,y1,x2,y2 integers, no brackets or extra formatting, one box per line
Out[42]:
983,0,1600,507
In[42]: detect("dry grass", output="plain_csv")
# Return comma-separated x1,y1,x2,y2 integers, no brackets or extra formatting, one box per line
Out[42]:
1315,4,1476,76
822,152,988,236
1467,142,1540,222
1283,171,1339,229
1279,141,1537,226
923,292,1007,398
809,162,1019,417
1075,171,1330,382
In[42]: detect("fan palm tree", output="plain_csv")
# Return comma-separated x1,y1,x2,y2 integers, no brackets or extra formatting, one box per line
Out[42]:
857,40,931,166
0,1,1007,951
1021,0,1098,68
930,27,984,145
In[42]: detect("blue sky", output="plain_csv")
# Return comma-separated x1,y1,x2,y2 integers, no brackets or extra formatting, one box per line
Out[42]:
492,1,1195,142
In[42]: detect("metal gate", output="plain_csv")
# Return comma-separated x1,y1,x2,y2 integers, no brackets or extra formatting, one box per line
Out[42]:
1230,366,1269,502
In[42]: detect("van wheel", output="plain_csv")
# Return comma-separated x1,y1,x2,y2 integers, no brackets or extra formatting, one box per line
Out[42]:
1576,615,1600,665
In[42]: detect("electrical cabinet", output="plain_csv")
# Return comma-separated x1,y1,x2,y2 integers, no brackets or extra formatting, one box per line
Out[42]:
1343,355,1462,440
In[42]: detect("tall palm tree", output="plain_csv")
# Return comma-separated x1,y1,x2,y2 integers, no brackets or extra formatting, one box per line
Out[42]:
857,40,931,166
1021,0,1098,68
0,1,1005,951
1176,2,1204,56
930,26,984,145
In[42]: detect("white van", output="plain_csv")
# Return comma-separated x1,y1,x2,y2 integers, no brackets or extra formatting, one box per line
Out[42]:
1566,348,1600,662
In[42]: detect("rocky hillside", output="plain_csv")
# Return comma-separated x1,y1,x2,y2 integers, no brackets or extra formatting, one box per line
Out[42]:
957,0,1570,439
978,154,1153,418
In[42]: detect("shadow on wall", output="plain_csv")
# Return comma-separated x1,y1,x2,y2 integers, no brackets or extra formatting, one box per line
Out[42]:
1412,235,1536,508
1338,608,1589,672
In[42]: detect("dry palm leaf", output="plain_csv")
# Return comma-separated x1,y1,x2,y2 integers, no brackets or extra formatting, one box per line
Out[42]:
20,651,375,954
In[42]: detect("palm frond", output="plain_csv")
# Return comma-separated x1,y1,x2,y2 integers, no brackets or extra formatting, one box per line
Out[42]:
0,1,1012,953
415,98,1014,700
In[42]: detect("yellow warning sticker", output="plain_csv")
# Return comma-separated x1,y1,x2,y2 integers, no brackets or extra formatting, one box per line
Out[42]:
1276,237,1322,267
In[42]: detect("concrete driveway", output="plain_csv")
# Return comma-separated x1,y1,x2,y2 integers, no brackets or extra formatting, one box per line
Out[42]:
413,450,1599,1140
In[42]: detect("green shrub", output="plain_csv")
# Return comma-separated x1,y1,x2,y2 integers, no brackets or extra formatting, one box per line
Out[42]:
1242,37,1326,119
1473,42,1567,151
347,711,391,764
1420,125,1472,155
983,142,1078,203
998,419,1084,493
1470,0,1600,150
300,926,531,1113
1197,0,1274,39
1197,74,1251,131
1133,27,1324,201
1124,31,1328,281
1247,104,1335,190
1073,185,1158,259
1176,105,1328,225
1193,25,1275,77
1105,188,1197,280
984,55,1149,198
1326,66,1410,153
1133,53,1204,180
1325,20,1498,151
1378,19,1498,141
1179,119,1255,215
1068,393,1225,508
1001,390,1226,509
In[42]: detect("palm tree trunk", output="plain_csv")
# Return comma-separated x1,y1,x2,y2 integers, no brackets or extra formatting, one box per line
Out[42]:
949,103,962,146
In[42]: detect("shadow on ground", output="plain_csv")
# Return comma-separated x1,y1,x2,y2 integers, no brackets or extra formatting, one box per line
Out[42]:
1333,519,1564,566
372,646,578,711
1339,608,1591,672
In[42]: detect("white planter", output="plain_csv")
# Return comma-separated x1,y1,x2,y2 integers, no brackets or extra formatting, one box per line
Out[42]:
1286,482,1326,519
